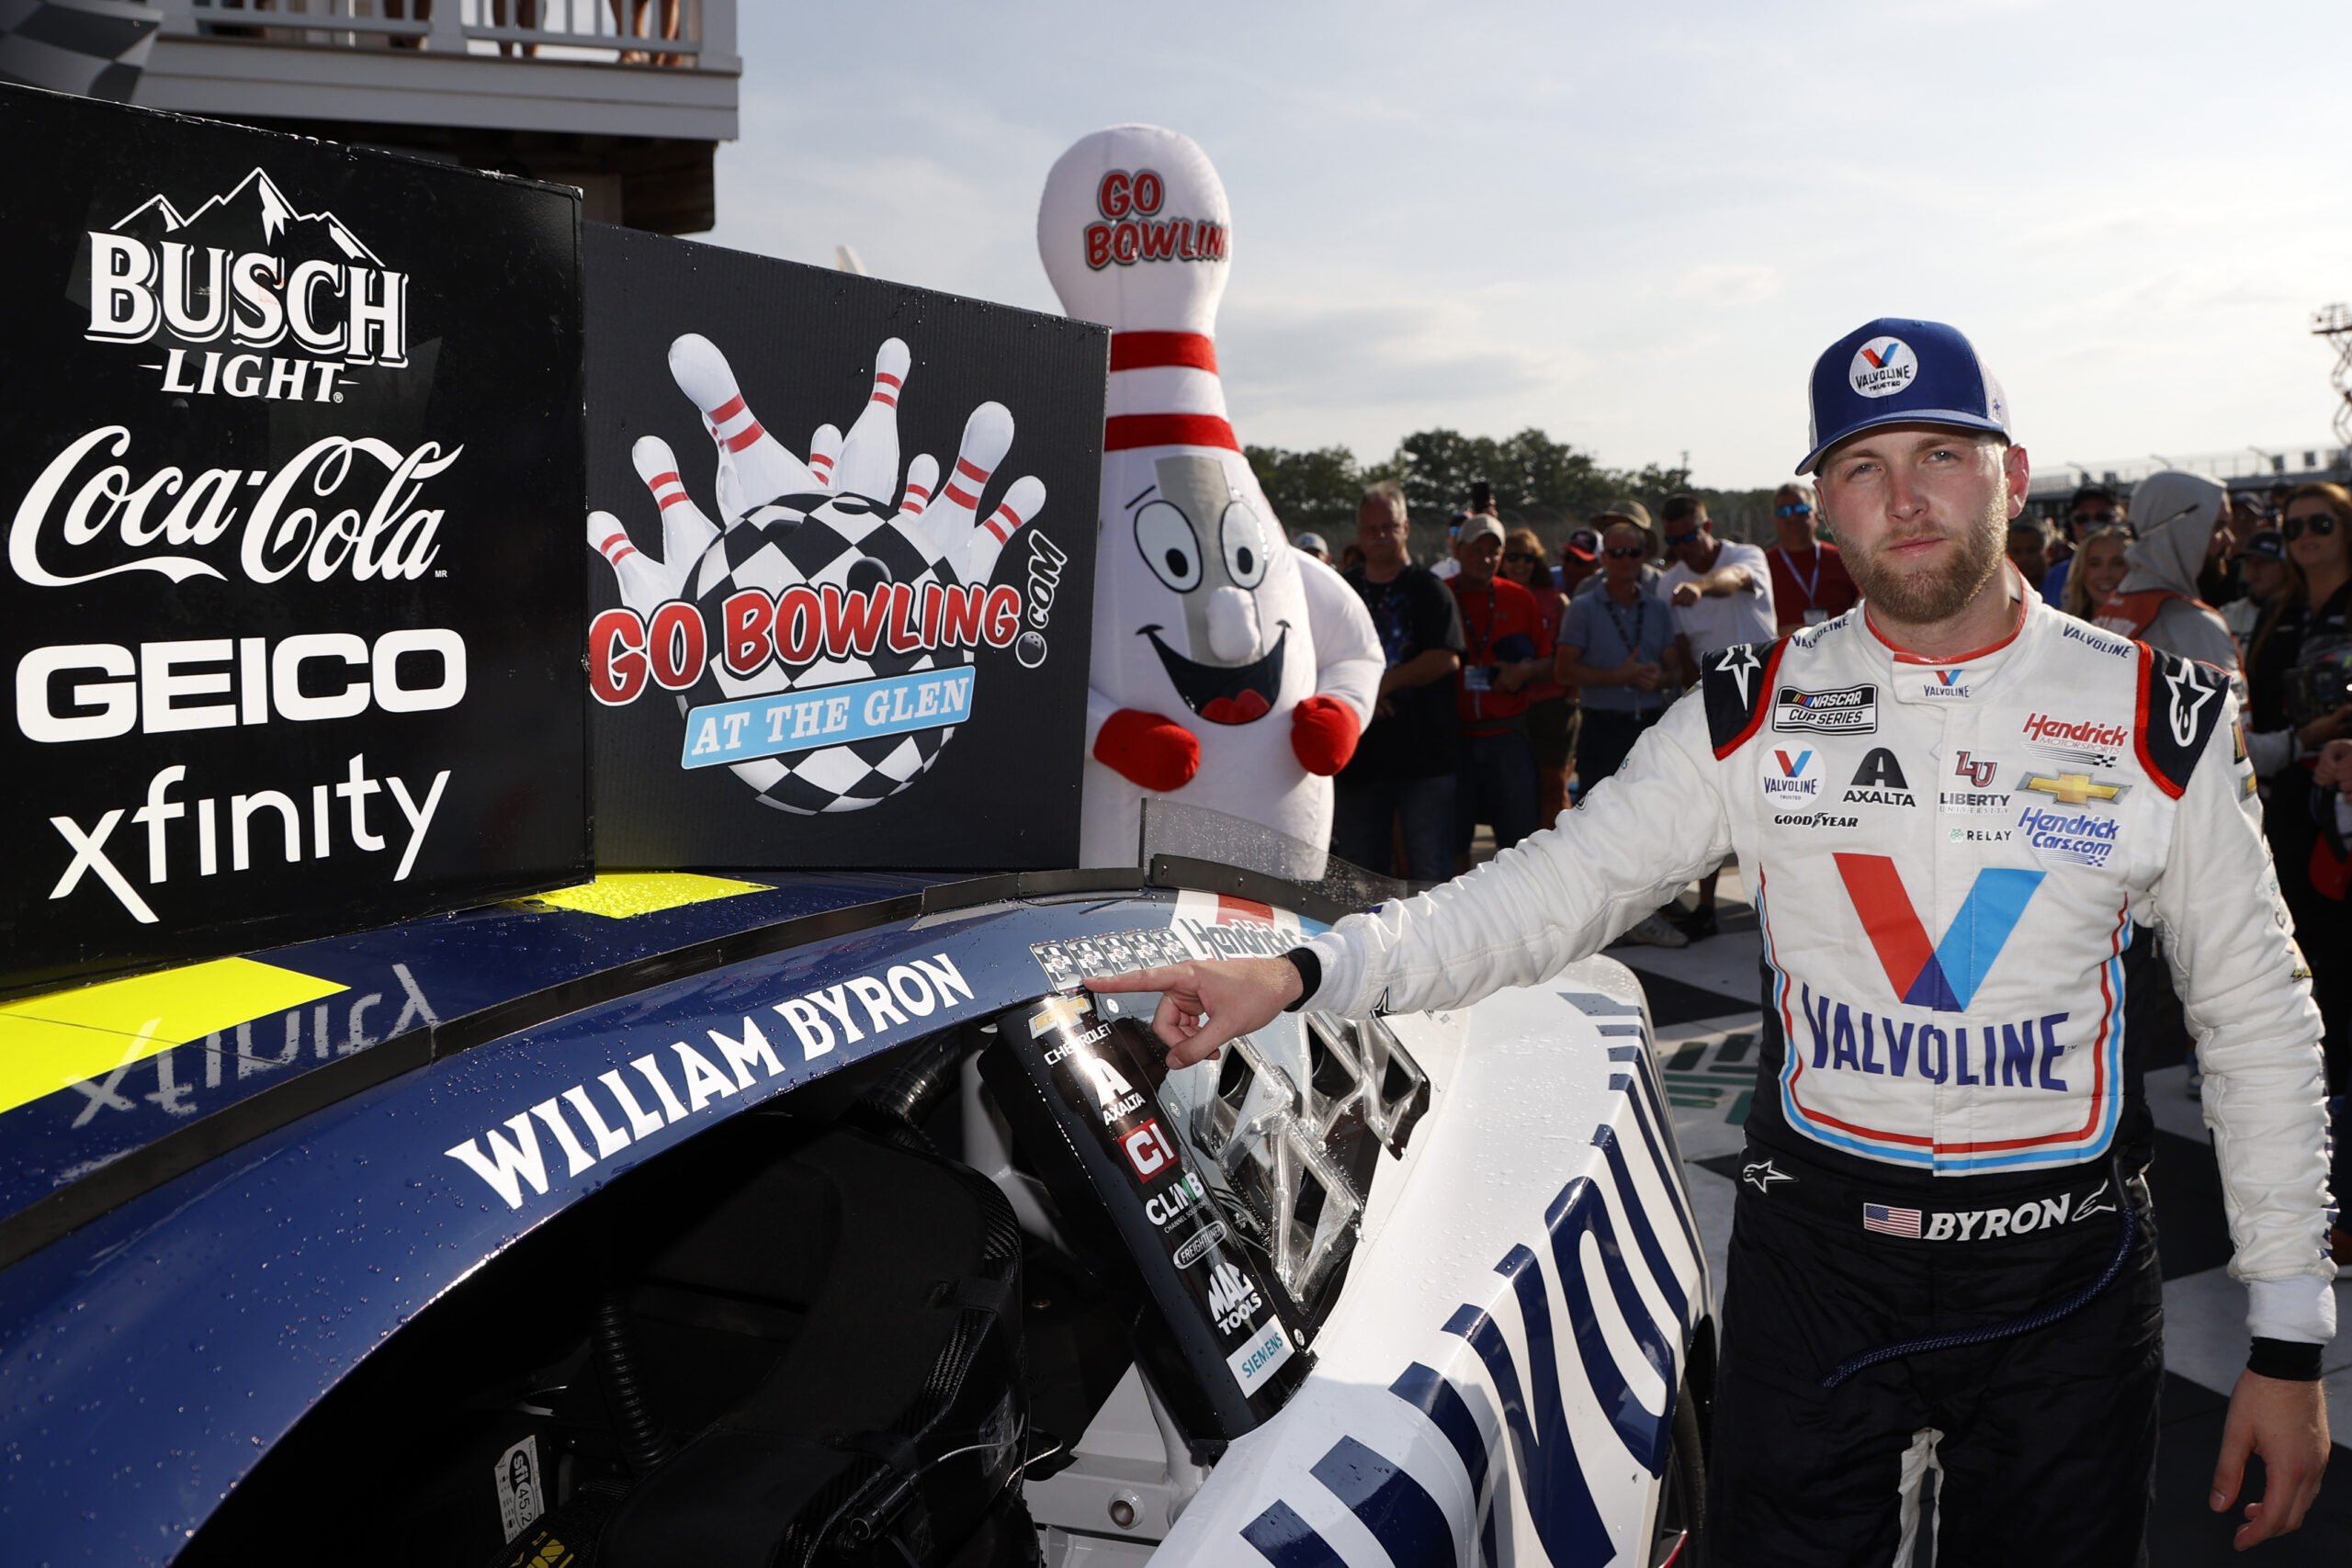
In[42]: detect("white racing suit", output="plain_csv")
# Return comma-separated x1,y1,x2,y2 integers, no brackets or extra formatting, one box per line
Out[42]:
1301,590,2335,1562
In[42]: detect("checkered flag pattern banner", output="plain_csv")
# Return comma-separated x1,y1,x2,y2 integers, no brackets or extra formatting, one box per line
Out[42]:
0,0,157,101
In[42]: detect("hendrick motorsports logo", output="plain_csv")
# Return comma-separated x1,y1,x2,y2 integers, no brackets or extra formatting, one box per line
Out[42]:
89,168,408,401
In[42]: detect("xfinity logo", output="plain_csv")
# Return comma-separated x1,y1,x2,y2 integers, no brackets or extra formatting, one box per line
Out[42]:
89,168,410,400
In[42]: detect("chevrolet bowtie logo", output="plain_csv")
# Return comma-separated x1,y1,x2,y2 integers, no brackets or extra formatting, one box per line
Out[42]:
1028,992,1091,1037
2022,772,2124,807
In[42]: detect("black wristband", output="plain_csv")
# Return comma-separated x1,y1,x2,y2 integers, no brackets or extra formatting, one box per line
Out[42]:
1280,946,1320,1012
2246,1337,2324,1382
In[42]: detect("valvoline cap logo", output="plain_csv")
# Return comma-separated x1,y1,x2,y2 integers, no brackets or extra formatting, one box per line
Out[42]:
1800,317,2009,475
1849,336,1917,399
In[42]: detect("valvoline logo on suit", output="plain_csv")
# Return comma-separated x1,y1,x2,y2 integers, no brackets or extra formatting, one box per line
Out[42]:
1760,747,1822,802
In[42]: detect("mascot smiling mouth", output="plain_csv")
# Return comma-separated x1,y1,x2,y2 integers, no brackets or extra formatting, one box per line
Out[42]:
1141,625,1289,725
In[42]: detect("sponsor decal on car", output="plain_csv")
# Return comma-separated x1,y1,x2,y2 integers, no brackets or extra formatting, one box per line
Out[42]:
443,953,974,1209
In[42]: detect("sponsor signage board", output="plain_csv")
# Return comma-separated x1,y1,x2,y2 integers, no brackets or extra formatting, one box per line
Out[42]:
0,87,588,998
582,226,1106,869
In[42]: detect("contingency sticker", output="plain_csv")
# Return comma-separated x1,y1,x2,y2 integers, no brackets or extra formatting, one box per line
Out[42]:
493,1435,545,1541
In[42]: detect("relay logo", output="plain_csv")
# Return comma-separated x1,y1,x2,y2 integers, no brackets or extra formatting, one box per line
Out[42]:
1849,337,1917,399
1834,852,2046,1012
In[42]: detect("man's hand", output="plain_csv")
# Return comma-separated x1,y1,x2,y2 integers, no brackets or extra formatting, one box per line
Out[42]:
2313,737,2352,795
2210,1369,2330,1550
1085,958,1303,1069
1670,581,1702,608
2295,703,2352,750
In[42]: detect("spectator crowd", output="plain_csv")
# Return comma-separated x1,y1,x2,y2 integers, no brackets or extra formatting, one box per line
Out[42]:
1295,468,2352,1258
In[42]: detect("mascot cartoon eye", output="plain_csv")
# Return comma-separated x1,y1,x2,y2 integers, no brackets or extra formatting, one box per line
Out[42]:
1135,500,1203,592
1219,501,1268,590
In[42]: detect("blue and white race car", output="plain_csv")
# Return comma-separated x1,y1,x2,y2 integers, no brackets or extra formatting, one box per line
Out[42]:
0,815,1711,1567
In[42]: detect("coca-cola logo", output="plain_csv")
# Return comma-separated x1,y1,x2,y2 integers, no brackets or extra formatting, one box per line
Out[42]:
10,425,457,588
86,167,409,403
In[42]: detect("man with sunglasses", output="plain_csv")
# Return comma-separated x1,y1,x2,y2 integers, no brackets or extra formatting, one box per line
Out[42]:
1088,317,2334,1563
1659,496,1774,936
1766,479,1859,634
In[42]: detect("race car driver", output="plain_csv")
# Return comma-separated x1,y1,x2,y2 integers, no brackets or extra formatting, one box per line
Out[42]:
1091,318,2335,1562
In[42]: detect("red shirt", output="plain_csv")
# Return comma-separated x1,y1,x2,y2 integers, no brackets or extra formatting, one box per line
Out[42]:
1767,543,1859,633
1449,574,1554,731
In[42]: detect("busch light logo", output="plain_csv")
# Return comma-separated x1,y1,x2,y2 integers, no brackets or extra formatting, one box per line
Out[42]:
1849,336,1917,399
587,333,1062,816
88,168,408,400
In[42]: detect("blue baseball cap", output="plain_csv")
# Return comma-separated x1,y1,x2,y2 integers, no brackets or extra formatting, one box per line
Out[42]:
1798,318,2010,475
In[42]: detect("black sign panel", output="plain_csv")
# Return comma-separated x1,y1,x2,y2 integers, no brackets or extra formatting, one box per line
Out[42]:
584,226,1103,869
0,87,587,998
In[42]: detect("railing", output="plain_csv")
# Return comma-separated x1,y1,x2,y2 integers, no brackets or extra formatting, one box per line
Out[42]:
2026,446,2350,497
164,0,709,64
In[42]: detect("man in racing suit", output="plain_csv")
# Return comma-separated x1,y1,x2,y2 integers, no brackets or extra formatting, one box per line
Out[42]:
1093,319,2335,1562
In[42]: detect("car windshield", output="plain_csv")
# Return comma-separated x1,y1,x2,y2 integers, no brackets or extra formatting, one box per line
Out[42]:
1136,799,1408,917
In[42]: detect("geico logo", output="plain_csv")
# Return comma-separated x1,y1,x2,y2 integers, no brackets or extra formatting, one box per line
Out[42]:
10,426,458,588
16,629,465,743
46,755,450,923
86,234,409,366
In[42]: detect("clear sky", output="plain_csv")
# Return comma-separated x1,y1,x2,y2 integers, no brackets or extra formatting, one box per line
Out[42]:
707,1,2352,491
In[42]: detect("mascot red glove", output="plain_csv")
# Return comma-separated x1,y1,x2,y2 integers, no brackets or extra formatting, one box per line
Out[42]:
1288,694,1361,776
1094,708,1201,793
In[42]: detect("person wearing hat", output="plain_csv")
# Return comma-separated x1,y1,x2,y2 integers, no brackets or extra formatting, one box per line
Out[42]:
1574,500,1660,600
1085,317,2334,1560
1290,530,1331,564
1446,513,1551,863
2223,526,2290,651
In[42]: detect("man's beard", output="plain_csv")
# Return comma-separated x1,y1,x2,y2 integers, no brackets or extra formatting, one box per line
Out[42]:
1839,486,2010,625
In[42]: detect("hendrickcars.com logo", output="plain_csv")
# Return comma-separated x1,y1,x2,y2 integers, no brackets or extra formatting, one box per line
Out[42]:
87,167,409,402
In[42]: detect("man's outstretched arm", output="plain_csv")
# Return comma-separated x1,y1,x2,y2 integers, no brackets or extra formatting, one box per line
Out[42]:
1091,690,1736,1066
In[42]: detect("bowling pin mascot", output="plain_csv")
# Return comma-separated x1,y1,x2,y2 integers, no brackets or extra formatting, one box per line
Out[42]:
1039,126,1382,867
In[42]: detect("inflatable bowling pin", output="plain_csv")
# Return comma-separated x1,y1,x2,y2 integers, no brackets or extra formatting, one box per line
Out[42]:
1038,124,1382,867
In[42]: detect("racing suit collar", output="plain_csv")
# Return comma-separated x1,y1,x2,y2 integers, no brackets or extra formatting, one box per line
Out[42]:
1863,564,2041,705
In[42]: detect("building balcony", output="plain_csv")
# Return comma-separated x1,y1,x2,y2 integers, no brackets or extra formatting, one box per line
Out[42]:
130,0,740,231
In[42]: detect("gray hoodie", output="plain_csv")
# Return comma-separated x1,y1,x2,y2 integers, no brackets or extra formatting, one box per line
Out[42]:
2104,469,2243,680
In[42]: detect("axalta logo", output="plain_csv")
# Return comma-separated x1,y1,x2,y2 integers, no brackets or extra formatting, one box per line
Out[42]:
2021,713,2128,750
1835,852,2045,1012
88,168,408,400
1083,167,1228,271
1849,337,1917,399
1841,747,1916,807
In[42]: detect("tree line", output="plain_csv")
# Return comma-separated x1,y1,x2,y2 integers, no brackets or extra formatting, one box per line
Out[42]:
1244,428,1782,552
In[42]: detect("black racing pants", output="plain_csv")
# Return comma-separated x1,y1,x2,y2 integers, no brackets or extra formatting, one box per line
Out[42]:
1707,1143,2163,1567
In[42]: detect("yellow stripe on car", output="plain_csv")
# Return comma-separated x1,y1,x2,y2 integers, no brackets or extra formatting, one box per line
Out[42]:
0,958,346,1117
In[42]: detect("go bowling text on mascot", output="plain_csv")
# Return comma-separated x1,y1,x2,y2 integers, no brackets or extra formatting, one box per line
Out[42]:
1040,126,1382,868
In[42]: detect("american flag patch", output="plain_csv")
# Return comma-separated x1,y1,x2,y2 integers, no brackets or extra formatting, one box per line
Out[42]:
1862,1202,1922,1238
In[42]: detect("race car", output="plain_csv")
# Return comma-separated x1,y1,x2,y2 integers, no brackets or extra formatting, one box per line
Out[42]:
0,814,1712,1567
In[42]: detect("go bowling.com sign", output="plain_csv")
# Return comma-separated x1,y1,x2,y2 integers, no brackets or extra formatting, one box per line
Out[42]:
0,85,588,998
584,227,1105,870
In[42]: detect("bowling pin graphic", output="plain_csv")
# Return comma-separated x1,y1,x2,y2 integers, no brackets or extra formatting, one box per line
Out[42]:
829,338,909,501
630,435,719,587
897,453,940,521
1037,125,1382,867
585,510,674,615
666,333,822,523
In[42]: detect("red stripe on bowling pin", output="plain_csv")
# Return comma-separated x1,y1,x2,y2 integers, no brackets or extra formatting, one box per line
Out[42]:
942,456,992,510
982,498,1027,544
598,531,640,564
810,452,835,479
723,422,767,453
647,470,690,510
872,370,902,409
